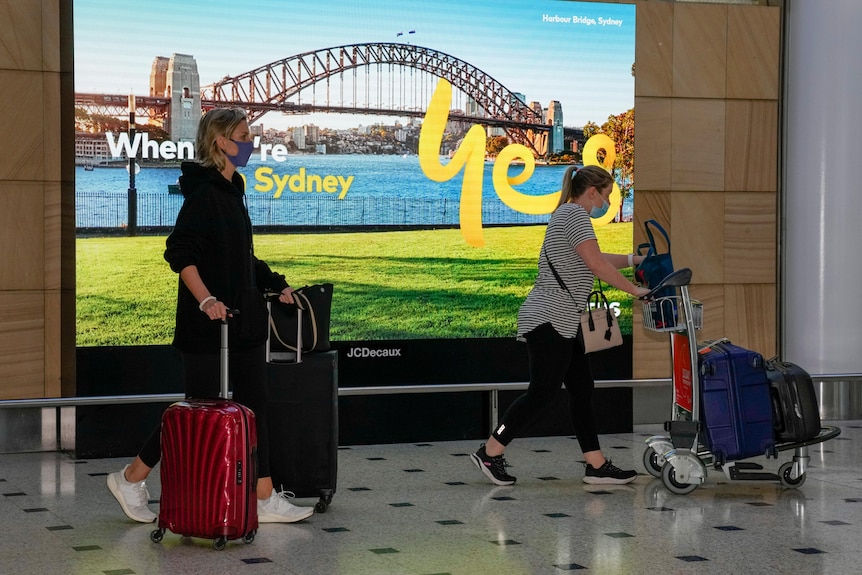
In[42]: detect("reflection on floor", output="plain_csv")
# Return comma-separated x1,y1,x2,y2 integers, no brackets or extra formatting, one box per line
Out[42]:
1,422,860,575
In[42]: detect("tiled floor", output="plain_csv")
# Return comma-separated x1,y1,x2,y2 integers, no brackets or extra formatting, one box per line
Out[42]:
1,422,860,575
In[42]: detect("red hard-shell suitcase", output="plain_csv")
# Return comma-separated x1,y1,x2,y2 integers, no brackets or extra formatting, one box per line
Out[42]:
699,341,775,464
766,359,821,443
151,320,258,550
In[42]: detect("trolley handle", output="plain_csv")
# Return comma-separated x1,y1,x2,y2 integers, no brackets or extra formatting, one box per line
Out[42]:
638,267,692,300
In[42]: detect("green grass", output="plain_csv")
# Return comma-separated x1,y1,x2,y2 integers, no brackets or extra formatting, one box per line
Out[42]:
76,223,636,346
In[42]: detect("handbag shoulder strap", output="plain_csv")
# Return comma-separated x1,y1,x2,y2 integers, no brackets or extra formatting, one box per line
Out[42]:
542,246,567,291
644,219,671,254
268,288,318,352
542,246,605,311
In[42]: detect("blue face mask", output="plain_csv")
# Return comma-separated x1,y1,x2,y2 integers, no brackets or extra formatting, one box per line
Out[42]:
225,139,254,167
590,197,610,219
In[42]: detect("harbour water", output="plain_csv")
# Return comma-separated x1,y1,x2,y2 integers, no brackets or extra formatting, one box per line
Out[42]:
75,154,633,229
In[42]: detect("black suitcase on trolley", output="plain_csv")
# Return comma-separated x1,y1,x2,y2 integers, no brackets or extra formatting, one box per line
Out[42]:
266,302,339,513
766,359,820,443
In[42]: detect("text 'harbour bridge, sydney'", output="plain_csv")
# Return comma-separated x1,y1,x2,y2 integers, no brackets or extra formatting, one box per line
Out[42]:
76,42,568,157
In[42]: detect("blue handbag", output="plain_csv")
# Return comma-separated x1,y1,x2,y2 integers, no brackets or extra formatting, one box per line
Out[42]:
635,220,676,327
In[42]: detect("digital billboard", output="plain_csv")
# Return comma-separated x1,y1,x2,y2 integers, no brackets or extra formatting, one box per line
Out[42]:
73,0,636,348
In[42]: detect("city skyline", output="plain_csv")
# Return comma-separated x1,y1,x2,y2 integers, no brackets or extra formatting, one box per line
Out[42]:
74,0,635,130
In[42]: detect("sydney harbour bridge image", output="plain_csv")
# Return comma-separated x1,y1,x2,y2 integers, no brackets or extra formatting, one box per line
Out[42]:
75,42,579,158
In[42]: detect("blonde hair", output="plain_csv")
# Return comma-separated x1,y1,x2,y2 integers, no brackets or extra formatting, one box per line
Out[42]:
557,165,614,209
195,108,248,171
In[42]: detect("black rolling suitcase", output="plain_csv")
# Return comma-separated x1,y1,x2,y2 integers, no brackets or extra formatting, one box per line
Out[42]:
766,359,821,443
266,301,339,513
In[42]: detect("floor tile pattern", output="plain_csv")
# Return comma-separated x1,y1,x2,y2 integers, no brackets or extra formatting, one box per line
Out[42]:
0,422,859,574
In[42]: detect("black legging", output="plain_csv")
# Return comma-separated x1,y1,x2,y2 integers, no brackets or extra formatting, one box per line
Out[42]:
138,344,271,479
492,322,601,454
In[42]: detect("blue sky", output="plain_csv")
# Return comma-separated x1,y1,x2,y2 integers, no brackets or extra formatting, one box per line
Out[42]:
74,0,635,129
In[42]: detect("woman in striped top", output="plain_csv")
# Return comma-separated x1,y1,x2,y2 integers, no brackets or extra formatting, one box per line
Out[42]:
470,165,651,486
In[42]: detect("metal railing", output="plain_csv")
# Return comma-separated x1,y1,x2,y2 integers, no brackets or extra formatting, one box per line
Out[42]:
4,375,860,409
3,375,860,427
75,192,553,230
0,378,671,430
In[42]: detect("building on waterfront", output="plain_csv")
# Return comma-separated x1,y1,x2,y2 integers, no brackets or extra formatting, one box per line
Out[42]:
74,133,116,165
529,101,544,121
149,53,201,142
304,124,320,145
290,126,306,150
547,100,564,154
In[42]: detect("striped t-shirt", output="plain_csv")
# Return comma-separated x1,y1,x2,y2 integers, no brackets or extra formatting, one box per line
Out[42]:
517,203,596,339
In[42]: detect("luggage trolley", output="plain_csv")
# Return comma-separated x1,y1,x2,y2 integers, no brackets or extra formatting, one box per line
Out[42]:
639,268,841,494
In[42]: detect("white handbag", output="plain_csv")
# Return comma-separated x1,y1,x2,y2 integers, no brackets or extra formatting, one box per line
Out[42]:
579,288,622,353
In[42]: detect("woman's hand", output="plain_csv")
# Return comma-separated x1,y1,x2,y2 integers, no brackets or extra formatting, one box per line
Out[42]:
278,286,296,305
200,297,230,321
632,285,652,299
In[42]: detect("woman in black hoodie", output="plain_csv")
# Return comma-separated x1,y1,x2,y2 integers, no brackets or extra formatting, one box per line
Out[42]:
107,108,313,524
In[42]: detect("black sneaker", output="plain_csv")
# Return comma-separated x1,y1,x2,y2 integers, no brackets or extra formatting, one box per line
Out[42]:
583,459,637,485
470,444,516,486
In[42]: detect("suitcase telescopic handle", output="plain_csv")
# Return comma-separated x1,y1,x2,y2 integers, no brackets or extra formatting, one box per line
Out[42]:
295,306,303,363
219,310,240,399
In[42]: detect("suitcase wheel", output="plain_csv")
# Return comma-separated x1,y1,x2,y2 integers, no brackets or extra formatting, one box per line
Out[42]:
149,528,164,544
315,492,334,513
243,530,256,544
213,536,227,551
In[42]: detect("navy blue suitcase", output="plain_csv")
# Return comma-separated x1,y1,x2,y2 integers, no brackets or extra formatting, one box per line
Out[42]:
699,341,775,464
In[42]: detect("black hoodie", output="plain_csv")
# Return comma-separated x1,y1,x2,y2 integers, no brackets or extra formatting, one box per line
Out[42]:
164,162,288,352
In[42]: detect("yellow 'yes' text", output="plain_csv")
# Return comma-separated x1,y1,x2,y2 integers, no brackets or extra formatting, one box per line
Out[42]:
419,79,620,247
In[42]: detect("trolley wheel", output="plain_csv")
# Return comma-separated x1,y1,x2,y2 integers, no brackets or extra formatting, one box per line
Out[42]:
243,530,256,544
149,528,164,543
213,536,227,551
661,462,699,495
779,461,806,488
643,446,665,478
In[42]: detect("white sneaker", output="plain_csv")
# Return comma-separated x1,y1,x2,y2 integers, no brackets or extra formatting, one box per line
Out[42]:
257,489,314,523
106,464,157,523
